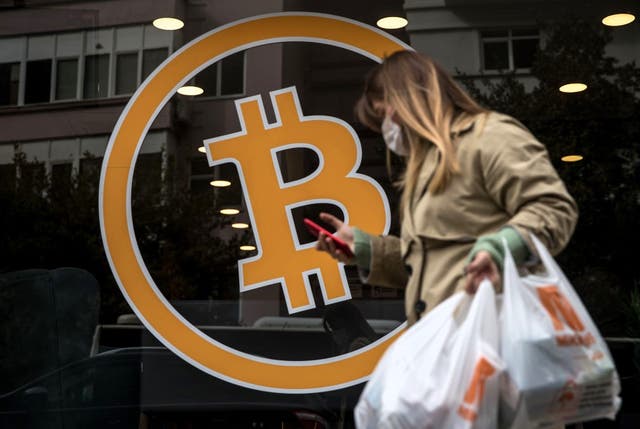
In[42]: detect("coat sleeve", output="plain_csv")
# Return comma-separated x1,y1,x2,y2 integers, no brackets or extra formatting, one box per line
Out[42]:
478,115,579,257
361,234,409,289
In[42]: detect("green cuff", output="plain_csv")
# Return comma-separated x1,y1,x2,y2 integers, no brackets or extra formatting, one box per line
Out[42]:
467,227,530,271
353,227,372,270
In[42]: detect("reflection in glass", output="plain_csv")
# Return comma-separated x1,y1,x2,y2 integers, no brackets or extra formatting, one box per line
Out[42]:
0,62,20,106
513,38,538,69
83,54,109,99
115,52,138,95
55,58,78,100
483,41,508,70
25,59,52,104
220,51,244,96
142,48,168,80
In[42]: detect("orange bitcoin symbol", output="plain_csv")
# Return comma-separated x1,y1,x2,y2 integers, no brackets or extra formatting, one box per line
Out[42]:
205,87,389,313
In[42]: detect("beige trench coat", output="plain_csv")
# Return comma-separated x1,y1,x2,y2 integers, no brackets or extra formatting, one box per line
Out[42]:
366,112,578,325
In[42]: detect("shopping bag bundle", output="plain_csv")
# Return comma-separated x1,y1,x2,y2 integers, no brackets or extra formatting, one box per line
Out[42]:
354,234,621,429
355,280,504,429
500,234,621,428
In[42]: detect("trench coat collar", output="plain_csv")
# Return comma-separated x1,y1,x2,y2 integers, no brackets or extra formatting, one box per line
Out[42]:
450,113,482,138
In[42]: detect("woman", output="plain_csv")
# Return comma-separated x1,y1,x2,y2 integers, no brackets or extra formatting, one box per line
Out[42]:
316,50,578,325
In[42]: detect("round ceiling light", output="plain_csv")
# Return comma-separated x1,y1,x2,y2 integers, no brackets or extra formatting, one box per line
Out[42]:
210,180,231,187
559,83,587,93
232,223,250,229
240,245,256,251
177,85,204,96
602,13,635,27
376,17,408,30
561,155,584,162
198,146,206,153
152,17,184,31
220,208,240,215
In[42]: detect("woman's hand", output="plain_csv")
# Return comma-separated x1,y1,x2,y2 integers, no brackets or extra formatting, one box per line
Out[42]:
314,212,355,264
464,251,501,294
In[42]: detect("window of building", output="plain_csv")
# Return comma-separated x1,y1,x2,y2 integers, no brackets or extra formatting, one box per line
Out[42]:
83,54,109,99
55,58,78,100
142,48,168,80
115,52,138,95
481,29,539,72
0,25,172,107
220,52,245,96
195,51,246,97
0,62,19,106
25,59,52,104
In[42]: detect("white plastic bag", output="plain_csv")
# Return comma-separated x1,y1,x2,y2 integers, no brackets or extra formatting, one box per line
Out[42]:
500,234,621,428
355,280,504,429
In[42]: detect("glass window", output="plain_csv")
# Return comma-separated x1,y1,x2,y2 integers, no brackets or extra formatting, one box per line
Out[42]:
196,62,218,97
482,41,509,70
142,48,167,80
115,52,138,95
2,5,639,428
481,29,539,71
220,51,244,95
25,59,52,104
513,38,539,69
83,54,109,99
55,58,78,100
195,52,245,97
0,62,19,106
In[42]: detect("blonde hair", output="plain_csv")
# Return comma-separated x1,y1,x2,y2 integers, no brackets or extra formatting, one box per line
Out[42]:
355,51,488,212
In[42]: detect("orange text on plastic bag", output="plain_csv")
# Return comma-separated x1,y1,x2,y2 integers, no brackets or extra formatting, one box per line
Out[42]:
537,285,595,347
458,356,497,421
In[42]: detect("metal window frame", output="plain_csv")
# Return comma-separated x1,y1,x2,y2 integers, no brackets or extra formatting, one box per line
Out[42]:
480,28,539,73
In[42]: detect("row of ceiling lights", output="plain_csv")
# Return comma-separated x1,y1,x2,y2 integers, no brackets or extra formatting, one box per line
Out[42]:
153,15,408,31
155,9,635,168
558,12,634,163
154,12,635,31
154,15,408,97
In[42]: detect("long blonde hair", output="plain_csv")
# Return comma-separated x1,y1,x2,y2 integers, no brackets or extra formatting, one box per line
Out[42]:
355,51,487,211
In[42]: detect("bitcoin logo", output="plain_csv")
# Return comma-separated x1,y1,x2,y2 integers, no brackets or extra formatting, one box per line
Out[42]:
205,87,389,313
101,13,409,392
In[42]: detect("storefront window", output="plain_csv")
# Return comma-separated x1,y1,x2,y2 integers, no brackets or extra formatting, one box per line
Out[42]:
1,1,638,428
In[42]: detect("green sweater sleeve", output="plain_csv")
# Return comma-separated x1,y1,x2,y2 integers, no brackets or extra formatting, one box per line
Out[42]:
352,227,372,270
467,226,531,271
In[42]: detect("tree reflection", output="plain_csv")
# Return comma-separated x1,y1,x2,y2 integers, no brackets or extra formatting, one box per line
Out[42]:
461,18,640,337
0,152,246,324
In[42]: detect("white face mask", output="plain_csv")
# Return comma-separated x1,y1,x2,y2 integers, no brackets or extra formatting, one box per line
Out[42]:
381,114,409,156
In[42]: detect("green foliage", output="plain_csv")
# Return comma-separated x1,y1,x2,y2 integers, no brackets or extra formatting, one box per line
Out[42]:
0,153,245,323
461,18,640,336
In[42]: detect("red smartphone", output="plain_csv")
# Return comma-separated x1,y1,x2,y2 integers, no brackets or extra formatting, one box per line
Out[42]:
304,218,354,258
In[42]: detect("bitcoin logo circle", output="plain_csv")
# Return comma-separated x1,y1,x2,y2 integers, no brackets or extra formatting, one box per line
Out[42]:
100,13,409,392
